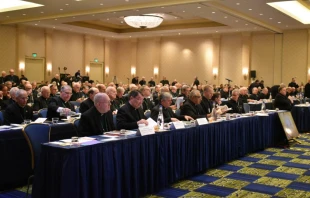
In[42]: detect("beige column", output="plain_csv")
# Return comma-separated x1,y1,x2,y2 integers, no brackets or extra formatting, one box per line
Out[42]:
45,29,53,80
212,35,221,85
83,35,91,77
153,37,161,83
16,24,26,76
242,32,251,86
130,39,138,78
273,34,283,84
104,38,110,82
307,29,310,80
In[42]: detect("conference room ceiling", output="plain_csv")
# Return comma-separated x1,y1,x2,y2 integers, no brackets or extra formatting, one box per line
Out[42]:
0,0,310,39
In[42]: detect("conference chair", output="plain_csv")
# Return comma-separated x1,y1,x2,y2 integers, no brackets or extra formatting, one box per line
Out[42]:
22,123,51,197
38,108,48,118
243,103,250,113
113,114,117,129
0,111,3,125
73,118,80,135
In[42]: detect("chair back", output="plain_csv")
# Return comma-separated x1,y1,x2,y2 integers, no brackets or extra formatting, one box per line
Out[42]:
38,108,48,118
73,118,80,134
243,103,250,113
69,101,81,107
22,123,51,170
175,109,181,116
113,114,117,129
144,111,151,119
0,111,3,125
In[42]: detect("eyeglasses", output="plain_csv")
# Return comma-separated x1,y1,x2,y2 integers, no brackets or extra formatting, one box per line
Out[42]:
99,101,111,105
63,92,72,95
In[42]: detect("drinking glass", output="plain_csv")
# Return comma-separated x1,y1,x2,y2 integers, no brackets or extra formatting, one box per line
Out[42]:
52,117,59,124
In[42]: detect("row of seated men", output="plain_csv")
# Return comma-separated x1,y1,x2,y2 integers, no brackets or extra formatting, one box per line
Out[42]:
1,81,293,138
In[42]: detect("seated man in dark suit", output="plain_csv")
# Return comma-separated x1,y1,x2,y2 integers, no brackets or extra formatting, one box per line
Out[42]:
78,93,115,136
151,92,192,123
33,86,51,111
106,86,119,113
115,86,127,107
226,89,244,114
180,90,207,120
259,88,270,100
79,87,99,114
116,90,148,130
200,85,214,118
249,87,260,101
49,84,58,98
47,85,75,120
70,82,84,102
239,87,249,103
4,69,19,87
140,85,154,111
4,89,33,124
178,85,190,101
274,86,293,111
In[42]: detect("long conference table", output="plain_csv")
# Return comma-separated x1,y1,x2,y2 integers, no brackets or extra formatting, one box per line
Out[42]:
32,113,286,198
291,105,310,133
0,123,77,191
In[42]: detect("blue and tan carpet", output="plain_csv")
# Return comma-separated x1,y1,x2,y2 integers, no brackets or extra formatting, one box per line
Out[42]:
146,133,310,197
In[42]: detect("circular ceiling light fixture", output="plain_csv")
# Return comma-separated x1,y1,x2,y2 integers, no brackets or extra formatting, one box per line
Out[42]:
124,14,163,28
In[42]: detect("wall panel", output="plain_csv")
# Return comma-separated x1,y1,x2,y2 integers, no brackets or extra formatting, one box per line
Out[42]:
0,25,17,72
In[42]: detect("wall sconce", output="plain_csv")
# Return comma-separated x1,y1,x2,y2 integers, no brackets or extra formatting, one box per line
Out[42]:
154,67,159,79
242,68,248,80
105,67,109,78
131,67,136,77
47,63,52,76
19,62,25,75
308,68,310,75
85,66,90,76
213,68,218,79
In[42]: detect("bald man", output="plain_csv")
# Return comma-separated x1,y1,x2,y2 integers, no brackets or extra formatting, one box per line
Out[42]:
0,71,6,84
4,69,19,87
33,86,51,111
78,93,115,136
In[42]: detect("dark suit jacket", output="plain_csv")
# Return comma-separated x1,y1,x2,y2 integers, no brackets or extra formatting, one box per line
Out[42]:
201,96,213,114
79,98,94,114
47,96,75,119
116,102,146,130
259,93,270,100
305,83,310,98
180,100,206,120
0,77,5,84
4,102,33,124
4,75,19,86
142,98,154,111
274,93,292,111
226,99,244,114
78,107,115,136
151,104,185,123
249,94,260,101
0,99,7,110
33,96,50,111
70,91,83,101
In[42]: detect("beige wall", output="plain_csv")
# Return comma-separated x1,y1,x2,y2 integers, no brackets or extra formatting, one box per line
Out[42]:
1,24,310,87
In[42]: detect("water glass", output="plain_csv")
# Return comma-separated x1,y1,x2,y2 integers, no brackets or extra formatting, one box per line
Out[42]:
71,136,80,147
52,117,59,124
120,129,127,138
226,113,230,120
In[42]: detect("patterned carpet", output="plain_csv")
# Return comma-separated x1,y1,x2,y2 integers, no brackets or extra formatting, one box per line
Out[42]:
146,133,310,198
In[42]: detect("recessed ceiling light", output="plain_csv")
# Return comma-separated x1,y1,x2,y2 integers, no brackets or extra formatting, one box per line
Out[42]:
53,26,55,28
212,12,215,14
121,21,123,23
161,7,164,9
278,21,281,23
40,11,44,13
72,17,75,18
22,14,26,15
107,18,109,20
60,9,63,11
286,25,289,27
245,24,248,25
175,17,178,19
125,0,129,2
92,14,95,16
197,7,201,9
35,24,37,25
224,16,227,18
113,12,116,14
235,20,238,22
6,16,9,17
136,10,139,11
269,18,273,20
100,3,103,5
178,33,181,35
65,4,69,6
236,3,240,5
216,31,218,32
259,13,263,15
236,30,239,31
183,11,185,12
129,36,131,37
54,18,57,20
75,0,83,1
249,8,252,11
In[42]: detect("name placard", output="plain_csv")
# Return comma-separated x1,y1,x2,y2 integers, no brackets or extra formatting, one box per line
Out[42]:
137,126,155,136
196,118,209,125
172,121,185,129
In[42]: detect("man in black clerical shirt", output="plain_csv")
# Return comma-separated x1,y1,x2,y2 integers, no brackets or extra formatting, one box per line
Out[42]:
70,82,83,102
115,87,127,107
181,90,207,120
116,90,148,130
47,85,75,119
259,88,270,100
131,76,139,85
160,76,169,86
0,71,6,84
78,93,115,136
288,77,299,89
79,87,99,114
148,77,156,87
193,76,200,87
139,77,146,86
151,92,192,123
305,79,310,98
140,85,153,111
4,69,19,87
106,86,119,113
51,74,61,90
178,85,191,101
4,89,33,124
274,86,293,111
33,86,50,111
249,87,260,101
227,89,244,114
200,85,214,118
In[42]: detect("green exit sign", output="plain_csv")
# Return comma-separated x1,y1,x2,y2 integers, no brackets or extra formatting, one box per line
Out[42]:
94,58,98,63
32,53,37,58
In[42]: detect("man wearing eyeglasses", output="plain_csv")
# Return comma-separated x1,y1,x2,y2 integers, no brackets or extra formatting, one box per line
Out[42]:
47,85,75,120
180,90,207,120
226,89,244,114
78,93,115,136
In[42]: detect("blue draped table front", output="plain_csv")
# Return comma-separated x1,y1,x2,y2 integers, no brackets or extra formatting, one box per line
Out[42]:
291,106,310,133
0,123,77,190
33,113,285,198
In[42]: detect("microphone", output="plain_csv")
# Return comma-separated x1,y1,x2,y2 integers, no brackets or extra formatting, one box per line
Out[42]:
225,78,233,82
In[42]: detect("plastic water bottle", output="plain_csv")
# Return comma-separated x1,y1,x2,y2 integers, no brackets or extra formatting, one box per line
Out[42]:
269,94,272,102
157,105,164,129
212,102,217,121
261,100,266,112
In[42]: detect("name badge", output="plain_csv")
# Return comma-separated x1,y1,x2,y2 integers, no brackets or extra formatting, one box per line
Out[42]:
171,121,185,129
136,126,155,136
196,118,209,125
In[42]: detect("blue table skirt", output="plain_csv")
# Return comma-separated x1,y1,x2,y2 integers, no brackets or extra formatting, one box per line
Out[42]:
0,123,77,190
33,113,285,198
291,106,310,133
